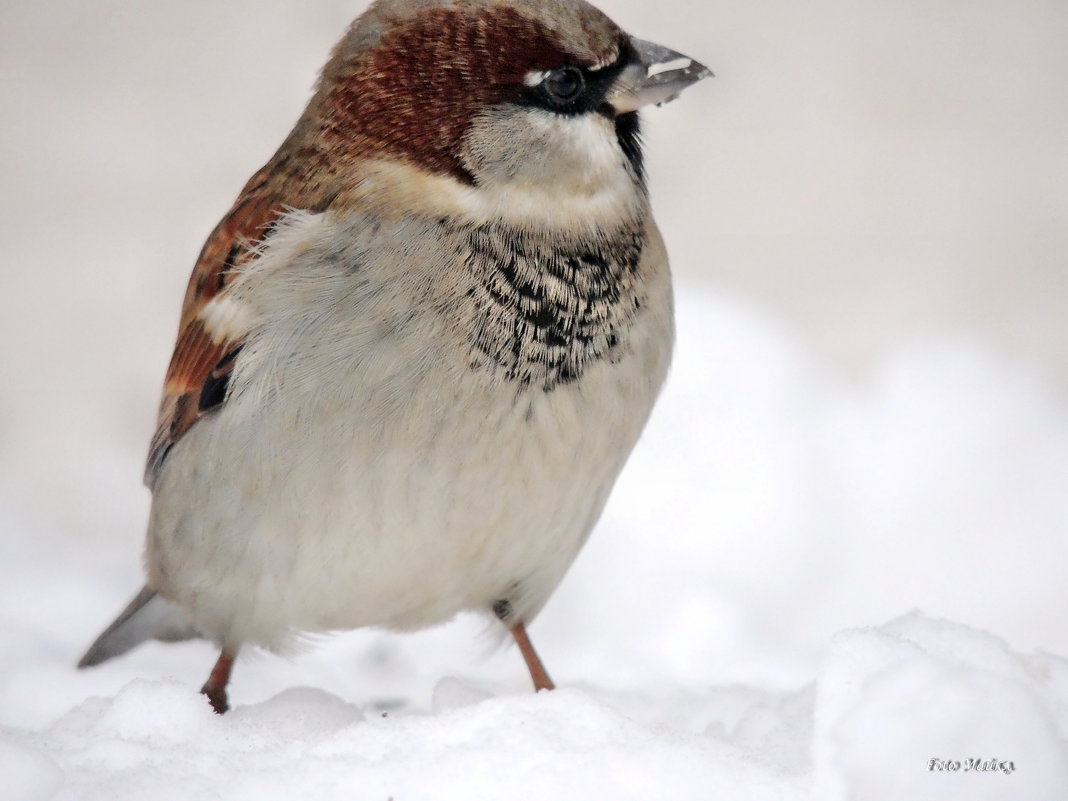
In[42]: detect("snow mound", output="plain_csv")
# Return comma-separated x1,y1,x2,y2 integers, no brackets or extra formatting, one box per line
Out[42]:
1,615,1061,800
32,683,789,801
813,614,1068,801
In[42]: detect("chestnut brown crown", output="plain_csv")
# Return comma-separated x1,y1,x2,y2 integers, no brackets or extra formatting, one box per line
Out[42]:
304,0,631,183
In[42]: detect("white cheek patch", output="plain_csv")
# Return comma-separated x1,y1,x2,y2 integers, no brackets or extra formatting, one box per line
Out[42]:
462,112,642,231
546,112,623,178
545,111,622,167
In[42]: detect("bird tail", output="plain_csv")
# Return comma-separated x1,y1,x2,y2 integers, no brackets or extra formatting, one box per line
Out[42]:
78,586,199,668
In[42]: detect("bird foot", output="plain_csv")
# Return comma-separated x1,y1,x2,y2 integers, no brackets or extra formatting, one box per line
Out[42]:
200,650,235,714
200,682,229,715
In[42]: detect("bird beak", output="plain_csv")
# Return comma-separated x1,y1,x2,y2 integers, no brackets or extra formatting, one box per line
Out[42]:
607,37,712,114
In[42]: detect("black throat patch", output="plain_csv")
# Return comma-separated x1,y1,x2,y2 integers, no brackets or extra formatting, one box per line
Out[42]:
462,221,648,391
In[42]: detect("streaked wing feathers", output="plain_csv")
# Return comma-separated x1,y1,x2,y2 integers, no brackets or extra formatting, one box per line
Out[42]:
145,150,332,488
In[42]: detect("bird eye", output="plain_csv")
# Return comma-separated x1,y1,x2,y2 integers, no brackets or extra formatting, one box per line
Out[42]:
542,67,585,102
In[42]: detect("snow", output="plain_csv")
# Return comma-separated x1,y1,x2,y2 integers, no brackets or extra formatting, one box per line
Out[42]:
6,615,1068,800
3,289,1068,799
813,615,1068,801
3,1,1068,796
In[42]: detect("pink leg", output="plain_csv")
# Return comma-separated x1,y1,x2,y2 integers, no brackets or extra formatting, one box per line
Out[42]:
510,622,555,692
200,650,235,714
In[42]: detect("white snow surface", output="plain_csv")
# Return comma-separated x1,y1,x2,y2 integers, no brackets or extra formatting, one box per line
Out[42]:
3,289,1068,799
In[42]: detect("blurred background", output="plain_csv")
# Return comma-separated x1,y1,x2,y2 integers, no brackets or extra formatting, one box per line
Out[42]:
1,0,1066,721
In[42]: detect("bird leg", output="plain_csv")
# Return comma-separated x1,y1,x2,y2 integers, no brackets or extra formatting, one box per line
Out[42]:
200,650,235,714
508,621,555,692
493,600,555,691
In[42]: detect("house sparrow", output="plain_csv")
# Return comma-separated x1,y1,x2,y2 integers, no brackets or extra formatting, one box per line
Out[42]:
79,0,709,714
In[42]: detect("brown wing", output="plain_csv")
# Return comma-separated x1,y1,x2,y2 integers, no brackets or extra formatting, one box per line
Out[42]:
144,142,338,488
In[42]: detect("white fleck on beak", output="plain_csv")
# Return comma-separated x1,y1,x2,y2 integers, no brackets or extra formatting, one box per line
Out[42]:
607,37,712,114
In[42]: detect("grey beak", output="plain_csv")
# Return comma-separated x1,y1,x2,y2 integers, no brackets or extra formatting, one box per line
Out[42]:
607,37,712,114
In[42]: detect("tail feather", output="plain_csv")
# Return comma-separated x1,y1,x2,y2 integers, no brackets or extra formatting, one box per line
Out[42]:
78,586,199,668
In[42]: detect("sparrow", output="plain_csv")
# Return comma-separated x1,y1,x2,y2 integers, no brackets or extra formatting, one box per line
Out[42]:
78,0,710,714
